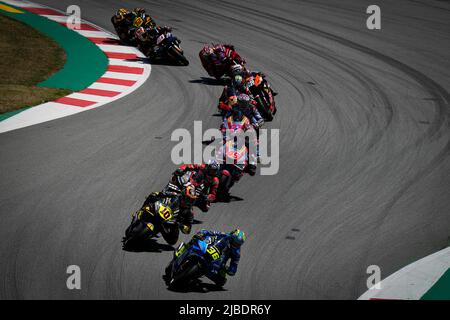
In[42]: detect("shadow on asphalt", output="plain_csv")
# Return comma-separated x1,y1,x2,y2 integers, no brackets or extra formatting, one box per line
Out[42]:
122,238,175,253
125,57,187,67
125,57,151,64
162,276,227,293
189,77,227,86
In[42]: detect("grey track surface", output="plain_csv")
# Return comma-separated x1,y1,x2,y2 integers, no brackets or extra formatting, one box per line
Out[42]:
0,0,449,299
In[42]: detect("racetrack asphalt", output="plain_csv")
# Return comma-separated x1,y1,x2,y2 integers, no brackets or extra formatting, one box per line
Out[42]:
0,0,449,299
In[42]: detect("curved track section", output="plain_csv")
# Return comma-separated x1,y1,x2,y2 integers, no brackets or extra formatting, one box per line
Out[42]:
0,0,449,299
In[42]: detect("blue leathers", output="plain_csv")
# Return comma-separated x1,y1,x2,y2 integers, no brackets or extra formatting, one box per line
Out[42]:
192,229,241,279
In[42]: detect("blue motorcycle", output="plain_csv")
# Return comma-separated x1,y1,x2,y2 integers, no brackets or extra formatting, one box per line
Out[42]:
165,236,228,288
151,31,189,66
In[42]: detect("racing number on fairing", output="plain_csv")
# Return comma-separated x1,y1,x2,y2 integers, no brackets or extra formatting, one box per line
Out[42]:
158,205,173,220
206,246,220,260
133,17,143,27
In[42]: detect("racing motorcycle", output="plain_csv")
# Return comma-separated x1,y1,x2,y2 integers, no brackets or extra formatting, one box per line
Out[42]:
143,30,189,66
165,236,228,288
215,112,258,198
164,170,212,213
216,139,257,200
247,73,277,121
122,194,181,249
199,45,245,79
111,12,148,45
165,171,205,199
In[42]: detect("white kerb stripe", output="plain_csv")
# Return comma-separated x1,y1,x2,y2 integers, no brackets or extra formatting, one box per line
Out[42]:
74,30,118,39
102,71,142,81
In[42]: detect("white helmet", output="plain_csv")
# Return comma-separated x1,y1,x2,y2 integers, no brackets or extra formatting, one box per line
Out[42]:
230,64,244,76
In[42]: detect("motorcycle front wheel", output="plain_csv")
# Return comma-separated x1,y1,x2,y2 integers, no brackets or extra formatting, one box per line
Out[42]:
161,223,180,246
168,46,189,66
169,258,203,289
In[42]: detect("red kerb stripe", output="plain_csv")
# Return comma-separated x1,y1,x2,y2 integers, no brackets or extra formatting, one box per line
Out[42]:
104,52,138,60
25,7,62,15
54,97,96,107
96,77,136,86
107,65,144,74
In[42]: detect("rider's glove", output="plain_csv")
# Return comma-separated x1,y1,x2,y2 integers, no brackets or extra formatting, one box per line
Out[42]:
192,233,203,241
226,268,236,276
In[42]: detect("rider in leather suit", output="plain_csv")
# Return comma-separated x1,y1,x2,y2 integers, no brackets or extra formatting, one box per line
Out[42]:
189,228,246,287
218,80,264,128
171,161,220,234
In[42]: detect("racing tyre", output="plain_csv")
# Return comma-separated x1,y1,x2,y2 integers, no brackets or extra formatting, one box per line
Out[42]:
256,96,273,121
169,258,202,288
161,224,180,245
169,46,189,66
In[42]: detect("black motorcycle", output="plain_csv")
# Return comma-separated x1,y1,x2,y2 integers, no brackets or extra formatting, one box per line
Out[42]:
248,73,277,121
147,31,189,66
122,195,180,249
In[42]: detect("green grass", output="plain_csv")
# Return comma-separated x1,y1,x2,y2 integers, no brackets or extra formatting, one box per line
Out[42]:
0,12,72,114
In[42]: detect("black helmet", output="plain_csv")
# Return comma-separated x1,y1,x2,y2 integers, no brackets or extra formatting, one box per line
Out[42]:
133,7,145,15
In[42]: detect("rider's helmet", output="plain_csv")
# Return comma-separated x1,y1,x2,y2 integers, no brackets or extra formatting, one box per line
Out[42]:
144,16,155,28
230,64,244,77
232,75,245,91
206,159,220,177
133,7,146,15
115,8,128,20
230,229,246,247
237,93,251,107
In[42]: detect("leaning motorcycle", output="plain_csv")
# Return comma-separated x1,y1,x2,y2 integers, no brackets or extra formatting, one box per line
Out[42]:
165,237,226,288
148,31,189,66
164,170,213,212
111,13,142,45
215,112,258,198
199,45,245,79
122,195,180,249
164,171,205,199
248,73,277,121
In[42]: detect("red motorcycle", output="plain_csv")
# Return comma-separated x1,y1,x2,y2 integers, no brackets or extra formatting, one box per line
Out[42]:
215,112,258,199
199,44,246,79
